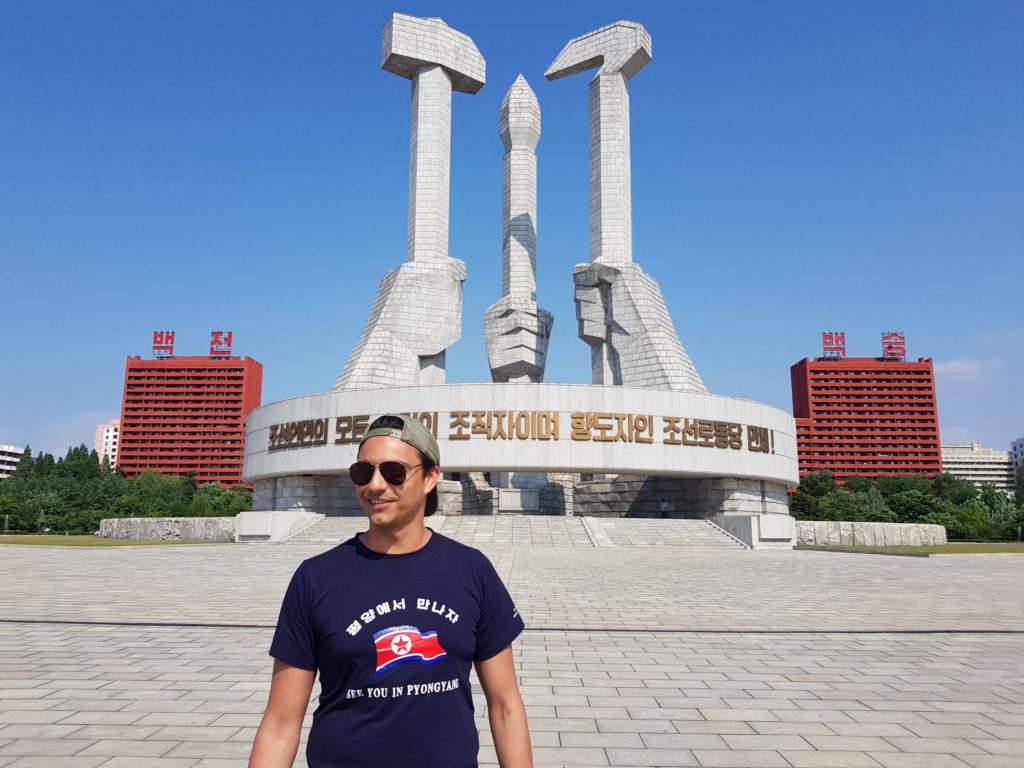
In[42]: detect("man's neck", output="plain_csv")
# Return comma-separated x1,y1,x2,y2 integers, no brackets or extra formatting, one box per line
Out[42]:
360,520,432,555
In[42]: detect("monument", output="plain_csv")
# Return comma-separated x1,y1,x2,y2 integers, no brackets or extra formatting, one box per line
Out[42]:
239,13,799,549
547,22,705,392
334,14,483,389
484,75,553,384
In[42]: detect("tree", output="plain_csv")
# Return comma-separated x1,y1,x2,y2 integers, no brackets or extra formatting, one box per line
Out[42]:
0,495,33,533
819,488,860,521
888,490,957,523
951,500,992,539
189,483,253,517
800,470,836,497
11,446,33,479
788,490,820,519
30,490,71,532
844,475,872,494
887,490,931,522
0,442,250,531
982,492,1016,534
856,485,896,522
109,495,144,518
932,473,978,505
877,475,933,500
225,485,252,514
33,452,55,477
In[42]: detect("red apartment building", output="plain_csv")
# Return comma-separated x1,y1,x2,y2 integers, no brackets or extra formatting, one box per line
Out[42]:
791,333,942,482
118,353,262,485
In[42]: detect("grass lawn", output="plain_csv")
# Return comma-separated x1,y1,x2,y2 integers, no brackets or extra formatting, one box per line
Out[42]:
798,542,1024,555
0,535,227,547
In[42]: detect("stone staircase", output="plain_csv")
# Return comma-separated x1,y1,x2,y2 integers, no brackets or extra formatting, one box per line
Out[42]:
285,516,364,544
583,518,748,549
283,515,748,549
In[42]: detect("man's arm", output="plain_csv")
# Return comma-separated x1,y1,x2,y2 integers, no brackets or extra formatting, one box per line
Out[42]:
248,659,316,768
476,646,533,768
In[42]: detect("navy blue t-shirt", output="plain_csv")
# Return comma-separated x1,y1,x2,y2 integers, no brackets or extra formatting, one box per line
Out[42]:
269,531,524,768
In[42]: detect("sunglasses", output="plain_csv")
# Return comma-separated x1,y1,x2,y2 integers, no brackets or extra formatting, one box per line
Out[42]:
349,461,424,486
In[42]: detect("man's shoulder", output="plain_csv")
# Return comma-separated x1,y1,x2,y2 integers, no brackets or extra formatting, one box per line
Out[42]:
430,531,491,569
296,536,361,575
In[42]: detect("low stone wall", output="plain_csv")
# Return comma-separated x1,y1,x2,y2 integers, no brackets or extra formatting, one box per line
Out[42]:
252,473,792,518
575,476,790,518
541,473,577,516
796,521,946,547
437,478,464,515
254,473,578,516
253,476,363,516
253,474,482,516
100,517,236,542
460,473,497,515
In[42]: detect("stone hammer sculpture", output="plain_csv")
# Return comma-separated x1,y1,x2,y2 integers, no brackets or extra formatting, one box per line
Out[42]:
334,14,485,390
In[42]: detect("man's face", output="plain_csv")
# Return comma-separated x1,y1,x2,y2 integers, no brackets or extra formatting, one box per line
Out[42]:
355,436,438,529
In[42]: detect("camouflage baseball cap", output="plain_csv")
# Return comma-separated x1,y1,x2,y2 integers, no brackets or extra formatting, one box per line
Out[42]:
360,414,441,466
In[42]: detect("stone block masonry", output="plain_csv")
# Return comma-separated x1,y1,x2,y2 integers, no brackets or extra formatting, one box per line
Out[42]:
547,22,706,392
99,516,236,541
797,520,947,547
333,257,467,388
485,75,553,383
574,260,706,391
575,475,790,518
335,14,485,390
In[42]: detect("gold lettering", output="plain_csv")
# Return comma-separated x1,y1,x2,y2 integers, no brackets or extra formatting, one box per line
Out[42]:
335,416,352,444
570,412,591,441
449,411,471,440
492,410,507,440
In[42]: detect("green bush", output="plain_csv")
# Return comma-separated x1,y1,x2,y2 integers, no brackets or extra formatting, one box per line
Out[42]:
0,445,252,531
819,488,860,521
787,471,1015,539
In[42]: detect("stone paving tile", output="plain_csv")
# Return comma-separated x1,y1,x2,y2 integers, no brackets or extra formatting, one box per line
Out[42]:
781,751,885,767
0,524,1022,767
4,759,109,768
865,754,971,767
606,747,699,766
692,750,791,767
99,759,199,768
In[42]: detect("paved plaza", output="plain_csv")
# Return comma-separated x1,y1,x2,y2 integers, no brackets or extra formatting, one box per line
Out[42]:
1,517,1023,767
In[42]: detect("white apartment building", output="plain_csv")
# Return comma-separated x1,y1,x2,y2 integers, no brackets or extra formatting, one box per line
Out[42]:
0,443,25,480
93,418,120,468
941,443,1016,492
1011,437,1024,470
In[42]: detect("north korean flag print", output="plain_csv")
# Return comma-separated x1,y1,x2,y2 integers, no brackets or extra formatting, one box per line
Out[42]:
373,625,447,676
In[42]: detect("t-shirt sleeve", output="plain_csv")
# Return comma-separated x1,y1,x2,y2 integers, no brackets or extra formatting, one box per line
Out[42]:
474,555,525,661
269,565,317,671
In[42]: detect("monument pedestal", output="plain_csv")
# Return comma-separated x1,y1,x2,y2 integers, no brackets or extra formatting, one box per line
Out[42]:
242,383,800,542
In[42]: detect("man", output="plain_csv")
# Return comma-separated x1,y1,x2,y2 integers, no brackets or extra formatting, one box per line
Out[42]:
249,414,533,767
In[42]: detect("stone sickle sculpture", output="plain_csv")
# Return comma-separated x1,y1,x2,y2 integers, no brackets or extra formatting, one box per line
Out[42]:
547,21,706,392
485,76,553,383
334,14,485,390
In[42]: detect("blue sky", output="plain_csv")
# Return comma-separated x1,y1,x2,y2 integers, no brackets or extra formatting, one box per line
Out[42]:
2,0,1022,456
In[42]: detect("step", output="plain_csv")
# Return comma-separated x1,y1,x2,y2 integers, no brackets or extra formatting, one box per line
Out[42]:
283,515,749,549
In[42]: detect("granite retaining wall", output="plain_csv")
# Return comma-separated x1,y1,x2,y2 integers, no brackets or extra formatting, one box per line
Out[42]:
796,521,947,547
99,517,237,542
574,476,790,518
